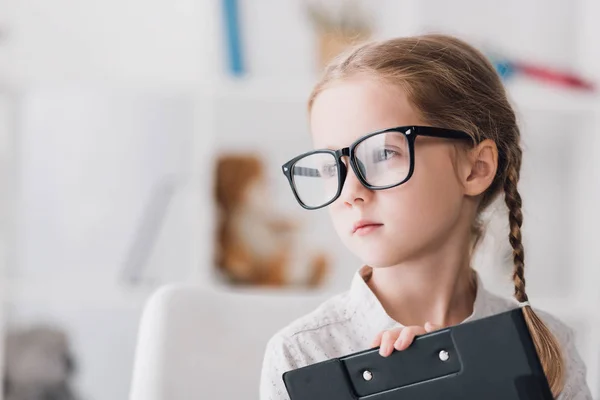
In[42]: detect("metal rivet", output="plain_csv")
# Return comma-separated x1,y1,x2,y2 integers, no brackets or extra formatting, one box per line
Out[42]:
439,350,450,362
284,167,288,171
363,370,373,381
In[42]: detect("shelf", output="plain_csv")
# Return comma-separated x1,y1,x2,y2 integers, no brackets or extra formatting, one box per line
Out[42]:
3,77,598,115
215,77,314,102
213,77,600,115
505,78,600,114
0,273,336,310
0,278,155,309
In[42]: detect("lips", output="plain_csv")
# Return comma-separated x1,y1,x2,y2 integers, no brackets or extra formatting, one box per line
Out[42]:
352,220,383,235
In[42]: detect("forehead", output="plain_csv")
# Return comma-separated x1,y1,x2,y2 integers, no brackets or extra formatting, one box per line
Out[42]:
309,78,423,149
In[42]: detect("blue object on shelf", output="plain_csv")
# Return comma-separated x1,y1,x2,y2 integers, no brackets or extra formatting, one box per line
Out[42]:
493,60,516,80
222,0,245,76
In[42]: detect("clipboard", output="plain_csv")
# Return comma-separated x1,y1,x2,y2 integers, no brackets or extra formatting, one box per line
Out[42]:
283,308,553,399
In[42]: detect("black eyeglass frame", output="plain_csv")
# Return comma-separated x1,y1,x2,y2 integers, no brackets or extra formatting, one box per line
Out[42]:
281,126,473,210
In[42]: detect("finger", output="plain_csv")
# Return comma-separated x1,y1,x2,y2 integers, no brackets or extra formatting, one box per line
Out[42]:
371,331,384,348
379,329,401,357
379,328,402,357
394,326,426,351
424,321,442,333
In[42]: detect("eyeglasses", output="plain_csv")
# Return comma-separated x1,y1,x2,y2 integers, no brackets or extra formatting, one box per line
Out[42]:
281,126,472,210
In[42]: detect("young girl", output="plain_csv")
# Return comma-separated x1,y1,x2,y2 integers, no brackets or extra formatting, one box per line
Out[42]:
260,34,592,399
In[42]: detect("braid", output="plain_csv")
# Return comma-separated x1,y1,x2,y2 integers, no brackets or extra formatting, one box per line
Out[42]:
504,155,564,397
504,158,528,303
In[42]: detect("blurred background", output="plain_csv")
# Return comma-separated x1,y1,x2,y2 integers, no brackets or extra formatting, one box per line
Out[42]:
0,0,599,399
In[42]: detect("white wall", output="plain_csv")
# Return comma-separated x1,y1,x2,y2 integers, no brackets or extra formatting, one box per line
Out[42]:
0,0,220,85
416,0,579,68
14,88,199,282
7,87,211,400
0,1,221,399
578,0,600,83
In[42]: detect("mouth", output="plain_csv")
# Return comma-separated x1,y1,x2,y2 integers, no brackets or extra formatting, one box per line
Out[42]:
352,220,384,236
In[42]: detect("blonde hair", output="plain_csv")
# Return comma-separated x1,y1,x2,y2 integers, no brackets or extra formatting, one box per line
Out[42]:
309,34,565,396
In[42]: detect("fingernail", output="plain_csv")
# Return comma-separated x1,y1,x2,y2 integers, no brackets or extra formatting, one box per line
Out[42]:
379,345,386,356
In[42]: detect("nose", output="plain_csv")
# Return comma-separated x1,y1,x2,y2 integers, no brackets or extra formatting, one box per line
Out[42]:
339,158,372,208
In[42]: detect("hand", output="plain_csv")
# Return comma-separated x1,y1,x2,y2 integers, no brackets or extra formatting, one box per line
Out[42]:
371,322,441,357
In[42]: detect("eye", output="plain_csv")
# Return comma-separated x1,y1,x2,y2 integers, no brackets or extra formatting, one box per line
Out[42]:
373,148,400,162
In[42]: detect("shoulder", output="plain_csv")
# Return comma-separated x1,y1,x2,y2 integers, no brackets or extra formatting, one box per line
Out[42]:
482,290,575,343
262,290,355,365
260,290,356,396
486,290,573,341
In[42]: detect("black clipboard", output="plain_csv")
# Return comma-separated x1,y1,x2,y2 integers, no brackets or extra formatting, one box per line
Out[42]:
283,308,553,399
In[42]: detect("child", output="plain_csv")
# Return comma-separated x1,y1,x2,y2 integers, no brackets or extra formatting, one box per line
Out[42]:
260,34,592,399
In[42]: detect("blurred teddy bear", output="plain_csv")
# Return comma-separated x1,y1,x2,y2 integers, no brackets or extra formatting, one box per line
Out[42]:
214,153,329,287
4,325,80,400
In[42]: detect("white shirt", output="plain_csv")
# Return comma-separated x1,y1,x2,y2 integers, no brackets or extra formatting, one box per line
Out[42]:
260,266,592,399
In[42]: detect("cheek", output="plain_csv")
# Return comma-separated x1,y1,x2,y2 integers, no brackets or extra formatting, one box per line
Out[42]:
327,202,349,237
384,156,464,231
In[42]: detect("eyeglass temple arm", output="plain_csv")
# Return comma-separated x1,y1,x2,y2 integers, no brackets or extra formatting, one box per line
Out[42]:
414,127,472,140
291,166,321,177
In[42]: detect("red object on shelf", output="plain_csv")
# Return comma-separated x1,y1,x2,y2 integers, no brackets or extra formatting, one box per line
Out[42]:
516,63,596,91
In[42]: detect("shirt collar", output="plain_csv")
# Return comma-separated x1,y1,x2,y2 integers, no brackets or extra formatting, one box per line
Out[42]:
348,266,491,335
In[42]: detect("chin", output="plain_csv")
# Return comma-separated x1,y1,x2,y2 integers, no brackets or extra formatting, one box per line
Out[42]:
347,236,420,268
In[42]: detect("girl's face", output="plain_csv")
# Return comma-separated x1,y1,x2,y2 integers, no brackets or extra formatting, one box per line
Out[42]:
310,78,469,268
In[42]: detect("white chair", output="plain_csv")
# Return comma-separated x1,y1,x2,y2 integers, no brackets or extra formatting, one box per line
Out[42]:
128,283,328,400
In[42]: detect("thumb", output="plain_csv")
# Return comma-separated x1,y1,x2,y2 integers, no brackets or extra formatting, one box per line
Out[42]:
424,321,441,333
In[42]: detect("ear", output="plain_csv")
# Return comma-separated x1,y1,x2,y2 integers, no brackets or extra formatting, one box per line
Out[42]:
461,139,498,197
